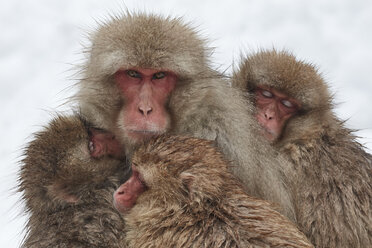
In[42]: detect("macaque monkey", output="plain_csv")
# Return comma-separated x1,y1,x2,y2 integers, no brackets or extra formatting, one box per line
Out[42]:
20,12,297,245
232,49,372,247
73,12,295,219
19,115,127,247
114,135,314,248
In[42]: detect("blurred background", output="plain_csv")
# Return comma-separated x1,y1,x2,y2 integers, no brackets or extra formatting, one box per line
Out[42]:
1,0,371,246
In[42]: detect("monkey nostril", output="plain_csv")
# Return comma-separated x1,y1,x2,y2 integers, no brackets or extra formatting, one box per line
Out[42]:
117,190,125,195
138,107,152,116
264,113,273,120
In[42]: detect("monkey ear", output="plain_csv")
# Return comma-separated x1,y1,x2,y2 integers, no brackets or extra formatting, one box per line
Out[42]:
180,172,195,196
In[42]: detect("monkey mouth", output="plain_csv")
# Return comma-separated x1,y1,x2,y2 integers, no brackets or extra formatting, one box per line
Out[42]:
129,130,162,134
256,123,277,142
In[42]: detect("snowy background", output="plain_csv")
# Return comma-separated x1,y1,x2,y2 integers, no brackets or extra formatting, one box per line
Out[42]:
1,0,371,246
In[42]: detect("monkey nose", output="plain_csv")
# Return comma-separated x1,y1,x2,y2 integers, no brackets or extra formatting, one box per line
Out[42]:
264,113,273,120
138,106,153,116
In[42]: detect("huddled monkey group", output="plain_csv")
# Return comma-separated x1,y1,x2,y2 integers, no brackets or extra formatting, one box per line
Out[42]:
18,12,371,248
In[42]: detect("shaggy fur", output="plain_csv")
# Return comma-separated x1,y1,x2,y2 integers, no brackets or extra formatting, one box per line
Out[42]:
75,12,296,221
232,49,372,247
123,135,313,248
18,115,127,247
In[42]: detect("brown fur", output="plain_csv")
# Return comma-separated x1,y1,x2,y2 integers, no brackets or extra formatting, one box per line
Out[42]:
18,115,127,247
75,11,296,220
232,49,372,247
122,135,313,248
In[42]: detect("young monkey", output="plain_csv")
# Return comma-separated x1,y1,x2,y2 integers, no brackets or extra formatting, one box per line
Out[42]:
114,135,313,248
19,114,128,247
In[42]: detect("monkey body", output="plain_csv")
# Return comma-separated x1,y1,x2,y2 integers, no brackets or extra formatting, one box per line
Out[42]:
19,115,127,247
118,136,313,248
281,118,372,247
233,49,372,247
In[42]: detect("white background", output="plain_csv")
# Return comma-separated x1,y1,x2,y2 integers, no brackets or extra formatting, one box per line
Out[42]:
1,0,371,246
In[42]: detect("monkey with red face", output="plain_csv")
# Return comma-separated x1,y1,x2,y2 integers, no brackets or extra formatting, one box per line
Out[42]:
114,135,314,248
75,12,295,218
232,49,372,247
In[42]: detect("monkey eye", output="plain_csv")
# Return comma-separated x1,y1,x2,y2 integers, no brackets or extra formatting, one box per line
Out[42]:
152,72,166,80
261,90,273,98
281,99,294,108
126,70,141,78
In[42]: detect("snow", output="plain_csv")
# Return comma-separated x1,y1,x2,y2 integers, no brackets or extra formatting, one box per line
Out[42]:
1,0,371,246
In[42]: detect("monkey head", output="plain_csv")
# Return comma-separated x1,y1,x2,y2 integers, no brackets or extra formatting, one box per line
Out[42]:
113,135,228,214
77,13,213,148
233,49,333,144
20,115,126,211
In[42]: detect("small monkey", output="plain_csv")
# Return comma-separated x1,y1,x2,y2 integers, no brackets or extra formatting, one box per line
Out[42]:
19,115,127,247
114,135,314,248
232,49,372,247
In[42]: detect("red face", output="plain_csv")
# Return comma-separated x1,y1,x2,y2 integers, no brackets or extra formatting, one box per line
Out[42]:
254,86,300,142
88,128,124,159
114,68,177,144
113,165,147,213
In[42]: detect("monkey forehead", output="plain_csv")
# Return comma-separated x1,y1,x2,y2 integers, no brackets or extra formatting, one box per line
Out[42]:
233,49,331,111
87,12,211,78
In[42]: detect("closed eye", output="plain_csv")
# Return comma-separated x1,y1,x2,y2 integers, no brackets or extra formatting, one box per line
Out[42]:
281,99,294,108
261,90,273,98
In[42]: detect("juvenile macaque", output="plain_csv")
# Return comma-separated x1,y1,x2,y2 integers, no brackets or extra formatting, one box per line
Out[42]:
114,135,314,248
19,115,127,247
232,49,372,247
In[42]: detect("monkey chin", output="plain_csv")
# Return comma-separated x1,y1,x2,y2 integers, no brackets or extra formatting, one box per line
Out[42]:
257,125,278,143
125,129,166,145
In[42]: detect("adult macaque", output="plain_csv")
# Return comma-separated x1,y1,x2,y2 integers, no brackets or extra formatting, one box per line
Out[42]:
114,135,314,248
19,115,127,247
232,49,372,247
74,13,295,218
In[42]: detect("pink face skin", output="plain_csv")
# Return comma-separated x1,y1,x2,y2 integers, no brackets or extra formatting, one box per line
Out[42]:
113,165,147,213
254,86,300,142
114,68,177,143
88,128,123,159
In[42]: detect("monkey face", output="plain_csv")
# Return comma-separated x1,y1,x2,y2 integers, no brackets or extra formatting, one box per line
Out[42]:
114,68,177,144
254,86,300,142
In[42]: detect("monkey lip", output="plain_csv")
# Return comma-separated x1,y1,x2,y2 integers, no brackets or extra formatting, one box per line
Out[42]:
129,130,162,134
